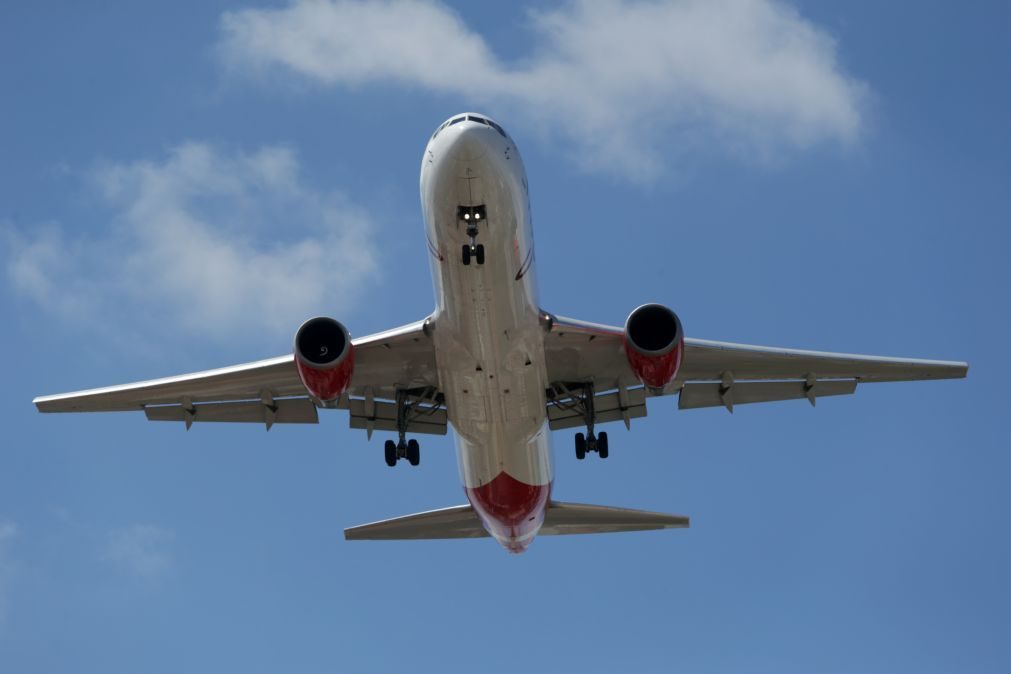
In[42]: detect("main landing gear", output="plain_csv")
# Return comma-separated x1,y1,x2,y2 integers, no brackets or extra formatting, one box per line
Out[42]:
383,388,441,467
548,382,611,461
571,382,609,460
385,437,420,467
575,430,609,460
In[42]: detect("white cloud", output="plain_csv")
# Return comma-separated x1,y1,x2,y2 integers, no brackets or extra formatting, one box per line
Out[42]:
219,0,867,179
103,525,174,578
3,142,378,343
0,521,16,624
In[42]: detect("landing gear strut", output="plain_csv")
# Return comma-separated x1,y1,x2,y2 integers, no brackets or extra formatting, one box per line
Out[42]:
547,382,610,460
383,387,441,467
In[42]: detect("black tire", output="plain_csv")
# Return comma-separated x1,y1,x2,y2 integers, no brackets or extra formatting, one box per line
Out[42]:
462,245,471,265
407,438,420,466
598,431,609,459
475,244,485,265
384,440,397,467
575,432,586,460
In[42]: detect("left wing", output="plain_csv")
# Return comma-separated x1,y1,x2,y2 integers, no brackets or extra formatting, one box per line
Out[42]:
34,319,442,432
544,314,967,422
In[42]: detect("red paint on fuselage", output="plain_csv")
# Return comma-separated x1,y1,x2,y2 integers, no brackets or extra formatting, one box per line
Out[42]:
466,472,551,553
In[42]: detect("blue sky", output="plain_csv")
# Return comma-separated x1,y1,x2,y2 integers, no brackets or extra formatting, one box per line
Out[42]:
1,1,1008,672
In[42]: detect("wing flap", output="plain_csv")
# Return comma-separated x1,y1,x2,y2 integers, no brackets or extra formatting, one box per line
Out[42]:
678,379,857,411
144,398,318,425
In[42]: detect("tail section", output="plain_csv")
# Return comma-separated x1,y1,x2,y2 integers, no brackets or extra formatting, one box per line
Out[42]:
344,502,689,541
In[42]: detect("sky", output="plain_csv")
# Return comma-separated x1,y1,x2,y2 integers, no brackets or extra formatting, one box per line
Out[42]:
1,1,1009,672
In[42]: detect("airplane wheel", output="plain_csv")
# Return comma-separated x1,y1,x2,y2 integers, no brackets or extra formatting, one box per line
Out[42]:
384,440,397,467
598,432,609,459
462,245,472,265
407,438,420,466
575,432,586,460
475,244,485,265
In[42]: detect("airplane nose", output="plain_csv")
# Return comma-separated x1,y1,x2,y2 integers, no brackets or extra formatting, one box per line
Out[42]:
447,126,489,163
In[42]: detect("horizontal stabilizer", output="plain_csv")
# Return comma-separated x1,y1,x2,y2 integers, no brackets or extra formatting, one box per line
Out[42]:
540,501,689,535
344,505,488,540
343,502,689,541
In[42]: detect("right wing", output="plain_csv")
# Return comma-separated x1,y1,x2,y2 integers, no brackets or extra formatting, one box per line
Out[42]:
34,319,444,433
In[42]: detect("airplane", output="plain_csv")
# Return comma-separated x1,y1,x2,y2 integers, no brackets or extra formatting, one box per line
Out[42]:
33,112,969,553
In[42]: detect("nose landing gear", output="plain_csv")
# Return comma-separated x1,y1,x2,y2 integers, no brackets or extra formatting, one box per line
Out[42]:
462,243,485,266
459,205,487,266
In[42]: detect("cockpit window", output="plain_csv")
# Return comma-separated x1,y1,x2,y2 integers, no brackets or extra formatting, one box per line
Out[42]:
431,119,450,140
466,115,507,138
434,115,508,140
486,120,508,138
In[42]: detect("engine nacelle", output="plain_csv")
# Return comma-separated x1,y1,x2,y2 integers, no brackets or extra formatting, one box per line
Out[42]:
294,317,355,402
624,303,684,390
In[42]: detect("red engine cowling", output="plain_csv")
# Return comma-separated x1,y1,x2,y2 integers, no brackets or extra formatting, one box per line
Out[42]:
294,317,355,402
624,303,684,390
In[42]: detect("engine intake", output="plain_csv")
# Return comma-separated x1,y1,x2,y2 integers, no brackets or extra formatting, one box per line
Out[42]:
294,317,355,402
624,303,684,390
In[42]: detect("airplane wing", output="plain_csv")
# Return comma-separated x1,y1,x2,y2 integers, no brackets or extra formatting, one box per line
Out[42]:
543,314,968,423
33,319,445,433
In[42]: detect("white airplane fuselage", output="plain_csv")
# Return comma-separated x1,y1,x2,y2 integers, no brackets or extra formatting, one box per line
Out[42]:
421,114,552,552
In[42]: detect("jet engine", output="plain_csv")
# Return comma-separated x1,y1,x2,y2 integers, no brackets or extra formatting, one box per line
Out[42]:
624,303,684,390
294,317,355,402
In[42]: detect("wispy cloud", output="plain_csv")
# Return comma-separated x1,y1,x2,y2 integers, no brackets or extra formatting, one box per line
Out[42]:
0,521,17,624
103,525,174,579
219,0,867,179
3,142,378,343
